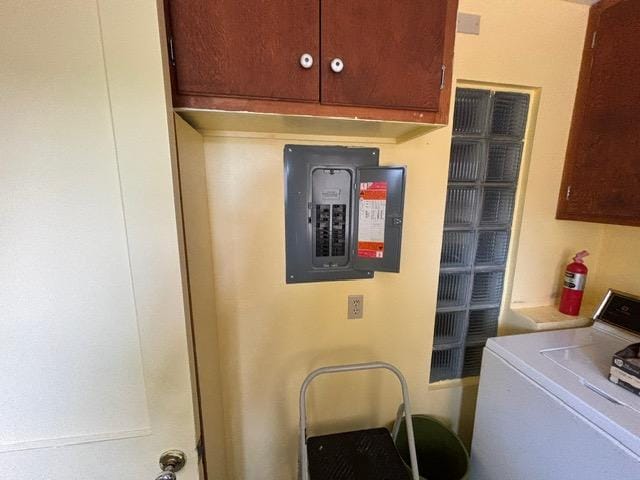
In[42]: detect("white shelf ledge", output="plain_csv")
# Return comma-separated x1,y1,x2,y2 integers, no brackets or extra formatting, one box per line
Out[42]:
506,304,595,333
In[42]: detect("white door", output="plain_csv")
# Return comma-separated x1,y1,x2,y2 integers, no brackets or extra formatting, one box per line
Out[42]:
1,1,200,478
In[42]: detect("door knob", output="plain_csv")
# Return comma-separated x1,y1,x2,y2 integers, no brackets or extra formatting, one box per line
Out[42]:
330,58,344,73
156,474,176,480
299,53,314,69
155,450,186,480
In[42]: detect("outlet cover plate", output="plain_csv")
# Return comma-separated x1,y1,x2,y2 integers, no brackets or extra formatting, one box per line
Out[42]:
457,12,481,35
348,295,364,319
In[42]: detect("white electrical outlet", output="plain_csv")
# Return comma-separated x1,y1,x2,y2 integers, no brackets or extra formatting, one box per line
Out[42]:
348,295,364,319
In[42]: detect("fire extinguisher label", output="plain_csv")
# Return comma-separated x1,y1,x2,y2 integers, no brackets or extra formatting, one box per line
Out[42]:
564,272,586,291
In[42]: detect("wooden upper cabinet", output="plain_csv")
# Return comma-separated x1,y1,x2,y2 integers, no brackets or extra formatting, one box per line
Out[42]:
166,0,320,102
165,0,458,124
321,0,450,112
557,0,640,226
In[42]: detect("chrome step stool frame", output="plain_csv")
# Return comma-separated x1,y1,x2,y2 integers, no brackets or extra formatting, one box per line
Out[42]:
299,361,419,480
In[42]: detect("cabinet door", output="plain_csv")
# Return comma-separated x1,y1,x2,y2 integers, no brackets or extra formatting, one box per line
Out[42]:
321,0,451,111
166,0,319,102
557,0,640,226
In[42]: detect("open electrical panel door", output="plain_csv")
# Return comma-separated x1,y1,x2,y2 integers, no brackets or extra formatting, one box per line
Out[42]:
284,145,406,283
352,166,406,273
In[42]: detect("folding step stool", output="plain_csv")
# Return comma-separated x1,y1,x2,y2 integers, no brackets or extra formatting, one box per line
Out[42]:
299,362,419,480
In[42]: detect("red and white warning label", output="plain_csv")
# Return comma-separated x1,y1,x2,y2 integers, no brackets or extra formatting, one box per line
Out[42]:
357,181,387,258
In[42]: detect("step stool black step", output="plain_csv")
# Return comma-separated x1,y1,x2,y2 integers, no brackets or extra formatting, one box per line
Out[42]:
307,427,411,480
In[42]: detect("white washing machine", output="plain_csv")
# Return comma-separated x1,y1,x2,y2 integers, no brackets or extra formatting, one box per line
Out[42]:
470,292,640,480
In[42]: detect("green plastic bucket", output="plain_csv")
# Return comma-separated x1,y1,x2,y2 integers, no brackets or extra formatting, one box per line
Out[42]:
394,415,469,480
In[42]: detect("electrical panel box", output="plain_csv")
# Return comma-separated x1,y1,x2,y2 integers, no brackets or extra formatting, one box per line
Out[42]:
284,145,406,284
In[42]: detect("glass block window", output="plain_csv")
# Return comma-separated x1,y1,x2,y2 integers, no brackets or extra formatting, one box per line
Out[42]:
430,88,530,382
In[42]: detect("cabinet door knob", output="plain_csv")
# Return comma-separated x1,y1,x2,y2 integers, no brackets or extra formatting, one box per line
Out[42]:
299,53,314,69
330,58,344,73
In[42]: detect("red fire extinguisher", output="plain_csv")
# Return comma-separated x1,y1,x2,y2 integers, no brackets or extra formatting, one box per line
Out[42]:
559,250,589,316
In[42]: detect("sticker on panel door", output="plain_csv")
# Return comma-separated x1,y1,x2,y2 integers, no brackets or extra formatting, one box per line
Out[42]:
358,182,387,258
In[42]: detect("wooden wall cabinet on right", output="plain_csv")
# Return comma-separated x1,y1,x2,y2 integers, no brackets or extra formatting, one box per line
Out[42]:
556,0,640,226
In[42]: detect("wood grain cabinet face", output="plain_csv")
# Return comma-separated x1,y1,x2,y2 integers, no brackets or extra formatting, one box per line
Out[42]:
321,0,449,111
165,0,458,124
166,0,320,102
557,0,640,226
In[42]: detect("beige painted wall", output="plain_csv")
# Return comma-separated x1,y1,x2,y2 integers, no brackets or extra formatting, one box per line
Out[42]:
453,0,605,309
204,133,459,479
190,1,622,478
175,116,228,480
589,226,640,299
